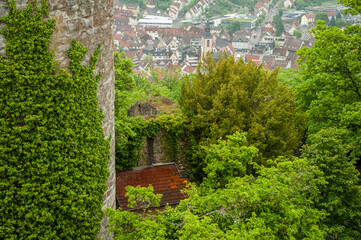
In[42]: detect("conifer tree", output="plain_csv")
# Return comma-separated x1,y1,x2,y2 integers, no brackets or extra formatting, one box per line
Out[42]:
180,53,305,177
330,15,336,27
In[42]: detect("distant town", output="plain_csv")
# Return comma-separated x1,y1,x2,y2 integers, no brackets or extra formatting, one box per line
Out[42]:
114,0,361,74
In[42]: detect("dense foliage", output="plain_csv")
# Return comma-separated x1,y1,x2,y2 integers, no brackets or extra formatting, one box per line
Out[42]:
315,13,329,24
276,67,303,91
108,128,361,238
273,12,285,36
255,14,266,28
302,129,361,239
295,0,327,10
179,53,305,179
293,30,302,38
107,137,328,239
120,0,146,11
109,2,361,237
201,132,258,188
119,0,172,12
155,0,173,11
340,0,361,14
0,1,109,238
297,23,361,157
204,0,254,19
204,0,234,19
229,0,256,7
108,1,361,239
181,0,199,16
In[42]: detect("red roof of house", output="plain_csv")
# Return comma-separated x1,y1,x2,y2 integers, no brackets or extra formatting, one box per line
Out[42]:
305,13,316,19
114,34,122,41
227,43,235,53
326,11,336,16
116,164,189,210
245,54,262,65
245,54,261,61
183,66,196,74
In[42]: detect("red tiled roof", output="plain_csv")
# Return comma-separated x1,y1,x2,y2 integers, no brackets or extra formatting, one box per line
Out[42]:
227,43,235,53
114,34,122,41
275,48,287,56
116,164,189,210
305,13,316,19
183,66,196,74
245,54,261,61
326,11,336,16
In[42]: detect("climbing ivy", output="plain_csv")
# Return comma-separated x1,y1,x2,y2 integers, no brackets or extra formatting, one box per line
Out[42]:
0,0,109,239
116,115,186,171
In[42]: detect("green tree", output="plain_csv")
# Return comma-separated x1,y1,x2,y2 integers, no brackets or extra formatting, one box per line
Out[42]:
335,18,345,27
144,53,154,63
302,129,361,239
0,1,109,238
105,185,165,239
255,14,266,28
155,0,173,12
228,21,242,35
336,12,342,20
295,0,305,10
114,52,135,118
202,132,258,188
339,0,361,14
330,15,336,26
277,66,304,90
293,30,302,38
180,53,305,179
121,0,146,11
295,0,326,9
335,18,351,27
273,14,285,36
159,67,187,102
297,23,361,157
315,12,329,24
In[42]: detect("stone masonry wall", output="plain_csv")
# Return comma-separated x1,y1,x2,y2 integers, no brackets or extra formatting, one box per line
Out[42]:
0,0,115,239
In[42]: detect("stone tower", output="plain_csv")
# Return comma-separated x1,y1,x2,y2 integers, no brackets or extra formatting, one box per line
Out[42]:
0,0,115,239
201,21,213,58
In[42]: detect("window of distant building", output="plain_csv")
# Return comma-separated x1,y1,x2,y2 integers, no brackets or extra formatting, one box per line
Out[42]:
207,40,210,47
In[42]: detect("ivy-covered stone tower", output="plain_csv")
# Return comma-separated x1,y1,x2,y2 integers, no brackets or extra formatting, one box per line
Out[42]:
0,0,115,239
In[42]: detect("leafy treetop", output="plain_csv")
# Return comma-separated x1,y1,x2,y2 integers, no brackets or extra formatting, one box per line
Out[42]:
297,23,361,157
180,53,305,168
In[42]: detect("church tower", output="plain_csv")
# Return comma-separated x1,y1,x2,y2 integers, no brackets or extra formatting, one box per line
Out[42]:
201,21,213,58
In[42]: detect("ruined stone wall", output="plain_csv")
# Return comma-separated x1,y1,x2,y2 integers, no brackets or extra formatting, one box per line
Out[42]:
138,129,187,177
138,129,168,166
0,0,115,239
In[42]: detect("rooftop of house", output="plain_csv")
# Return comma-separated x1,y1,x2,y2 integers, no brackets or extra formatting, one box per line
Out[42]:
116,164,189,210
216,38,230,48
283,37,303,51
